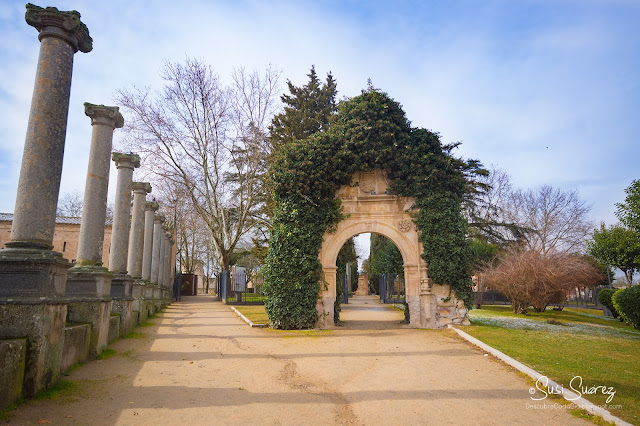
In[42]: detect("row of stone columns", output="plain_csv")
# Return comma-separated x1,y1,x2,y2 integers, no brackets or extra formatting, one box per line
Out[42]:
0,4,176,403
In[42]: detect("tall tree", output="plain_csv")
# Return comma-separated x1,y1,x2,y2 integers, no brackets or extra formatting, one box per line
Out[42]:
57,190,84,217
589,223,640,285
269,65,337,151
117,58,280,271
616,179,640,232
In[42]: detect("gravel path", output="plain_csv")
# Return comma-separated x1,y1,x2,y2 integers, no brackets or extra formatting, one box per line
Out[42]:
8,295,587,425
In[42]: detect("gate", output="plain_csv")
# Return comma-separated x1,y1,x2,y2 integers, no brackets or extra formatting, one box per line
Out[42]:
217,267,265,305
341,270,349,304
379,273,405,304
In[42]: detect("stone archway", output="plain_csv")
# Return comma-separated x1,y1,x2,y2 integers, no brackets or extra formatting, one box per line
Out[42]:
316,169,470,329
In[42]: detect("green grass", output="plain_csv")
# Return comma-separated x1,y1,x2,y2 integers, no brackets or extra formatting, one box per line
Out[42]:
33,379,77,401
96,348,116,360
461,305,640,424
233,305,269,325
124,331,145,339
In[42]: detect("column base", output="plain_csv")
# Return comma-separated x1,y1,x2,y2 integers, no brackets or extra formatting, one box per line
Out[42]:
0,301,66,397
0,247,71,298
66,300,111,356
111,299,134,337
315,296,334,329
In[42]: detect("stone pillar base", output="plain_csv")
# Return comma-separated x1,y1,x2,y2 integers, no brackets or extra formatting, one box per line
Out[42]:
110,274,133,299
0,302,66,397
111,299,134,337
66,300,111,356
406,294,422,328
0,250,71,397
315,296,334,329
131,281,146,327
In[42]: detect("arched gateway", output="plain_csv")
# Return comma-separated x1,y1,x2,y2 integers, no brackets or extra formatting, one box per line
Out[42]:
263,89,477,330
317,169,469,329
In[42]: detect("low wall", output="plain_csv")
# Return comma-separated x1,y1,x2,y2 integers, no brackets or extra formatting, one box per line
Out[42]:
62,324,91,371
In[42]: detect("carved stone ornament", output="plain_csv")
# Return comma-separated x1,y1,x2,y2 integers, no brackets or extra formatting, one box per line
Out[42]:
26,3,93,53
420,278,431,292
398,220,412,233
360,172,375,193
84,103,124,128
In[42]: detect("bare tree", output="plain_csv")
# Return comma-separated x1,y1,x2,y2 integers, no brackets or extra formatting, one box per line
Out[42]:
482,248,602,313
57,190,84,217
507,185,592,254
117,58,280,271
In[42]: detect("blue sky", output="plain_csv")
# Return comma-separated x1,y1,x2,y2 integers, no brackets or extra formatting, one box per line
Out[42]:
1,0,639,231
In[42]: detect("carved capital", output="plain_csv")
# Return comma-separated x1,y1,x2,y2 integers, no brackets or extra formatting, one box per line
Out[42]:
26,3,92,53
154,214,165,223
132,182,152,194
145,201,159,212
111,152,140,169
420,277,432,293
84,103,124,128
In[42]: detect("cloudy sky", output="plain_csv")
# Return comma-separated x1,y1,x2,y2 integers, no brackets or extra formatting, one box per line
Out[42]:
1,0,638,234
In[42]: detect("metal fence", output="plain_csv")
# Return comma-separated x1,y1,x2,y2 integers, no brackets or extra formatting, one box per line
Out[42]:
216,268,265,305
379,273,405,304
474,287,606,309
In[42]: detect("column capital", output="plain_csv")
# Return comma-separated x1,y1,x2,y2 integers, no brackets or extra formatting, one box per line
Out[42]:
131,182,152,194
154,214,165,223
84,103,124,129
111,152,140,169
145,201,159,212
26,3,92,53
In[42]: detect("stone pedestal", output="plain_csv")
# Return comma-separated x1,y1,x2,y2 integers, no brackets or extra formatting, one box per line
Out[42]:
65,267,112,356
131,280,146,326
355,274,369,296
110,275,134,337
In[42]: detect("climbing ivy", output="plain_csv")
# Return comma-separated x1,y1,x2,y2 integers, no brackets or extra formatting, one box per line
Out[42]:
262,88,482,329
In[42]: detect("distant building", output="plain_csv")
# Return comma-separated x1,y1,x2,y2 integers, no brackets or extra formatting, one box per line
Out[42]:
0,213,113,267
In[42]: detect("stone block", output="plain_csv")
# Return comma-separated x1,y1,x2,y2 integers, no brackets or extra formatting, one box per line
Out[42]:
436,316,451,328
108,314,120,344
65,268,112,298
0,338,26,410
437,306,456,318
0,302,66,397
67,300,111,356
110,275,133,298
111,299,134,337
0,249,70,298
61,324,90,371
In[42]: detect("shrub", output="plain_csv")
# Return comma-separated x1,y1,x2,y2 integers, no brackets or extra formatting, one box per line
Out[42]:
612,285,640,329
597,288,620,318
482,249,602,314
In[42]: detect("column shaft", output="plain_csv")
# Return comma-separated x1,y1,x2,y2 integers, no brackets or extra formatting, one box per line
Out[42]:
108,153,140,274
141,202,158,280
76,104,123,265
150,217,164,283
126,183,151,277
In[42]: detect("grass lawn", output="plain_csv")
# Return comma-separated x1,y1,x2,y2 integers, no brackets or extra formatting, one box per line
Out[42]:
233,305,269,325
460,305,640,424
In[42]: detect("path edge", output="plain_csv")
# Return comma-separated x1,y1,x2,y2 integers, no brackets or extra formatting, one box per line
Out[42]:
230,306,267,328
449,325,631,426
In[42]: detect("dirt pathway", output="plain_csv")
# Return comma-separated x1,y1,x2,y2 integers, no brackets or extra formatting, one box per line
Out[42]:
7,296,587,425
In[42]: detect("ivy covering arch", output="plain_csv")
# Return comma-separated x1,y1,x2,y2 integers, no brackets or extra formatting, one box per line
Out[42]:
263,89,480,329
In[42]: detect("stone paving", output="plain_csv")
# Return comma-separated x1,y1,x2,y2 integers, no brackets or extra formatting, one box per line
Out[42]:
8,296,587,425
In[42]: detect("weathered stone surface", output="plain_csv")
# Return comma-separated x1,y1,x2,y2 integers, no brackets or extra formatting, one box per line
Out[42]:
108,153,140,274
150,215,164,284
66,300,110,356
9,5,90,250
61,323,90,371
75,103,122,267
0,338,26,410
141,202,158,281
127,182,151,278
108,314,120,344
110,275,133,298
65,267,112,298
0,250,70,298
0,303,66,397
111,299,134,337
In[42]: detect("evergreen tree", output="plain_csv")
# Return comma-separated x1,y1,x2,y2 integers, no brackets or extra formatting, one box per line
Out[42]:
269,65,338,151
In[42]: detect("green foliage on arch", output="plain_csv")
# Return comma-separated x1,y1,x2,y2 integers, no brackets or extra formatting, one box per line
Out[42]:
262,88,481,329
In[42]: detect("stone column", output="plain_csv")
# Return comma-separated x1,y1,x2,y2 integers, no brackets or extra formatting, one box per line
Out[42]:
157,229,166,286
108,153,140,274
150,215,164,284
0,4,92,399
7,5,92,252
75,104,123,267
141,202,158,281
126,182,151,278
108,153,139,337
66,103,123,356
162,231,172,288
